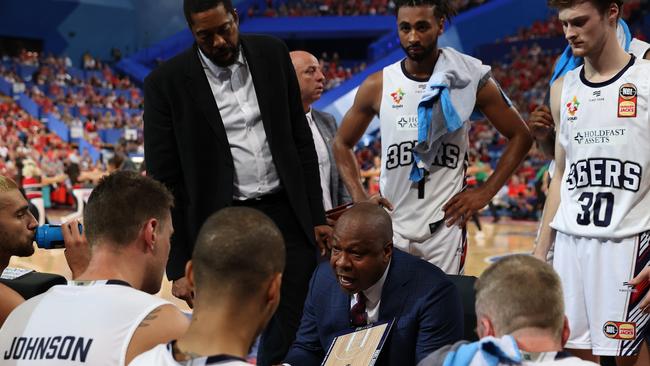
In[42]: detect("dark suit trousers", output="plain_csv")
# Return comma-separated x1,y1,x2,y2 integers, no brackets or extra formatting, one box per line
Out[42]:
233,191,317,365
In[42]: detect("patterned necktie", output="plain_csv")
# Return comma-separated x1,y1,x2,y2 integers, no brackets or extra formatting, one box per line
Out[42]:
350,292,368,327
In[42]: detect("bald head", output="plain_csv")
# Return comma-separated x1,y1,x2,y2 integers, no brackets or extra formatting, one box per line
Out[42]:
330,203,393,294
336,202,393,250
290,50,325,112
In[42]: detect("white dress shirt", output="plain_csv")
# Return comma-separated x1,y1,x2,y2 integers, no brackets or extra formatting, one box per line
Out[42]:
350,260,391,324
305,109,332,211
199,49,280,200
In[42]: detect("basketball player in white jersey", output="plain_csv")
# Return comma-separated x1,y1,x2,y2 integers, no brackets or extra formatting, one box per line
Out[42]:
0,171,189,366
332,0,532,274
529,21,650,160
0,175,89,326
130,207,284,366
534,1,650,364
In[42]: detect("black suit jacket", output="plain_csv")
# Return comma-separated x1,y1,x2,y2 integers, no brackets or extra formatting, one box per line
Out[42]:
285,249,464,365
144,34,326,279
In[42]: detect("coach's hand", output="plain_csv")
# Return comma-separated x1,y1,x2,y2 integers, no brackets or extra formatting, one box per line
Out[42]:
629,267,650,313
443,188,491,228
62,219,91,279
528,105,554,140
315,225,333,257
367,194,393,211
172,277,194,308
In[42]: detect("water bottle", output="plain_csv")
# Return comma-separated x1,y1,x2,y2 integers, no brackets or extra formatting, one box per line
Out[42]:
35,224,83,249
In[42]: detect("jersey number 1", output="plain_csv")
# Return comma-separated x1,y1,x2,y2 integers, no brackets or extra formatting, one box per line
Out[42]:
576,192,614,227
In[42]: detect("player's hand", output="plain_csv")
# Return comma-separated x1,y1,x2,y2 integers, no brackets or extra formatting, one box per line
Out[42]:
61,219,91,279
443,188,491,228
528,105,554,140
315,225,333,257
367,194,394,211
629,267,650,313
172,277,194,308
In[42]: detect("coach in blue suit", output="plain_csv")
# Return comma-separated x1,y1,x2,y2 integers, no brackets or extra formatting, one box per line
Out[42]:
285,203,464,365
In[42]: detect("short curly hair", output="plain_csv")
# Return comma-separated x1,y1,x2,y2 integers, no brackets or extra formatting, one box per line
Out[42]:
394,0,457,22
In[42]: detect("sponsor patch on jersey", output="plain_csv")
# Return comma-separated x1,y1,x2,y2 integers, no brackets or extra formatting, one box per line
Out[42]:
395,115,418,130
572,127,627,146
618,83,637,118
603,321,636,340
566,96,580,121
390,88,405,109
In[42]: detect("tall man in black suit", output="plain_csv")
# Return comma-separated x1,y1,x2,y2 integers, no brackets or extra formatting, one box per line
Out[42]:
290,51,350,211
143,1,330,364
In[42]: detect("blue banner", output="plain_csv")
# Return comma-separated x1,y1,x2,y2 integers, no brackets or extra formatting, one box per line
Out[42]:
45,113,70,142
0,78,12,96
18,94,40,118
78,138,100,163
98,128,123,144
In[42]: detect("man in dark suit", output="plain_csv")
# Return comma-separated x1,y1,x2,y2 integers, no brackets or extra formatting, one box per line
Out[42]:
143,1,330,364
284,202,464,365
290,50,350,210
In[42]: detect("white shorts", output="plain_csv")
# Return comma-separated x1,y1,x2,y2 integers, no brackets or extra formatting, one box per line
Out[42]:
393,221,467,274
553,231,650,356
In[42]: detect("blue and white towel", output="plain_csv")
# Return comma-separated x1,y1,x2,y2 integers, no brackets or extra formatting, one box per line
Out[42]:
410,47,490,182
442,336,522,366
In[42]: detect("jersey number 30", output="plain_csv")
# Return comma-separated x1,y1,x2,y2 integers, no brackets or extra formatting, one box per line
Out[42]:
576,192,614,227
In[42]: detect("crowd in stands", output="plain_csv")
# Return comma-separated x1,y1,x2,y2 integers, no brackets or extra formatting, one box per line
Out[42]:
318,52,367,91
247,0,487,17
0,50,144,214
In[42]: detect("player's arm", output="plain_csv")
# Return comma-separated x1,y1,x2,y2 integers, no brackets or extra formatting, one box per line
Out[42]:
529,103,555,159
533,78,566,260
0,283,24,327
125,304,190,365
529,55,563,159
333,72,392,207
443,78,533,227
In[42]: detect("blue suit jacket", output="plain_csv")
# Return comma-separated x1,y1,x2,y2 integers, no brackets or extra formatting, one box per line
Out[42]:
285,249,464,365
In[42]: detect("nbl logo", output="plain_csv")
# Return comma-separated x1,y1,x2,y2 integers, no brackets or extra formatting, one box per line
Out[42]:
618,83,637,118
603,321,636,340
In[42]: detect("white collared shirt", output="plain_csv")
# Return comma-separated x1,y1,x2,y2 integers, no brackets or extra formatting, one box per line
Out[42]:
305,109,332,210
198,49,280,200
350,260,391,324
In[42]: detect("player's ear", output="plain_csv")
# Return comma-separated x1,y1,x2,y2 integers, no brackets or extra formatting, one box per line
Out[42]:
476,316,495,338
606,3,619,25
561,316,570,347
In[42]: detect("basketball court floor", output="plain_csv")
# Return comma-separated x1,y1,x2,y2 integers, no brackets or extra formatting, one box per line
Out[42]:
8,215,538,311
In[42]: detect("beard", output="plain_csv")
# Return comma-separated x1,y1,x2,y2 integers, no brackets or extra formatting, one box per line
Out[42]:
401,43,436,62
1,229,35,257
205,42,241,68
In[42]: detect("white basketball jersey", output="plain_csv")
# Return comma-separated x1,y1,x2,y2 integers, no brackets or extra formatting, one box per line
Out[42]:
630,38,650,60
0,280,170,366
130,343,250,366
380,59,469,241
551,56,650,238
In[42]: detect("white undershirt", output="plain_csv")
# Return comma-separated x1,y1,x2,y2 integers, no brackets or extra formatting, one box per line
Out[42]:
305,109,332,210
199,49,280,200
350,260,391,324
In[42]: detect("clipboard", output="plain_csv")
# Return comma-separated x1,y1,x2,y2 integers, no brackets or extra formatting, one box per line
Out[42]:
321,319,394,366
